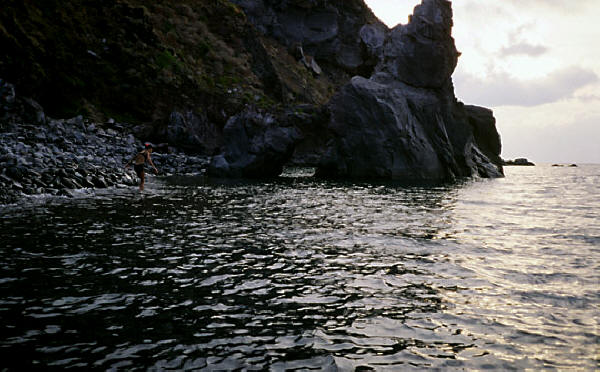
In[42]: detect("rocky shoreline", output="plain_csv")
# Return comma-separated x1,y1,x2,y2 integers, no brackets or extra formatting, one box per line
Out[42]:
0,82,208,205
1,0,507,203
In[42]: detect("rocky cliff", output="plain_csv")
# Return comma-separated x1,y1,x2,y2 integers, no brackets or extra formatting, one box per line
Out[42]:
210,0,503,180
1,0,503,186
0,0,344,152
314,0,503,180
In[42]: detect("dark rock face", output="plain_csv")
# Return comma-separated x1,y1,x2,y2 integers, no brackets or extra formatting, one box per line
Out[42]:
464,105,502,167
310,0,503,180
162,111,222,155
505,158,535,166
208,109,300,178
316,77,446,179
215,0,503,181
377,0,458,88
231,0,384,76
315,76,502,180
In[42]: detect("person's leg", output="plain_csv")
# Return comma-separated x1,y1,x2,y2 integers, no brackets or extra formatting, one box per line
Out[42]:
139,170,145,191
134,166,144,191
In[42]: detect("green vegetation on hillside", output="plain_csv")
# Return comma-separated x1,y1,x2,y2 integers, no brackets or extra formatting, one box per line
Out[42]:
0,0,336,126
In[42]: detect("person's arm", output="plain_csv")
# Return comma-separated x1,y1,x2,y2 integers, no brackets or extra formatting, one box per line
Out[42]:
147,153,158,173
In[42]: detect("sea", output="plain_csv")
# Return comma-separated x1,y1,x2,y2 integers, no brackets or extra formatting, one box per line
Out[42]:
0,164,598,370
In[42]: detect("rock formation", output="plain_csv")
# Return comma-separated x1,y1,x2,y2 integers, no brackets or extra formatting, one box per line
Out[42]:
211,0,504,180
2,0,504,188
314,0,502,180
209,109,300,177
230,0,384,77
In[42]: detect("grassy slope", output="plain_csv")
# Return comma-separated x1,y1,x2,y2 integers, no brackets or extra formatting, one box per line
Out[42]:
0,0,336,126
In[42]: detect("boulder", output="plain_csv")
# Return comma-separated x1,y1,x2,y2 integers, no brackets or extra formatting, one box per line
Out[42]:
60,177,79,189
314,76,502,180
316,77,445,179
164,111,221,154
208,109,300,178
92,175,108,188
82,176,96,188
5,165,28,181
359,24,386,57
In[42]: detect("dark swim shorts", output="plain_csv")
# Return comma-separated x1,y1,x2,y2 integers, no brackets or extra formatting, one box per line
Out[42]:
133,164,144,175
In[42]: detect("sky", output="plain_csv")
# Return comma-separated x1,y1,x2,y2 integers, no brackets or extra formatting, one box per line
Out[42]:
363,0,600,163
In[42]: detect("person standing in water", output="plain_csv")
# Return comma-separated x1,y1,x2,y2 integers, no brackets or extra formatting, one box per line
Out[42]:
125,143,158,191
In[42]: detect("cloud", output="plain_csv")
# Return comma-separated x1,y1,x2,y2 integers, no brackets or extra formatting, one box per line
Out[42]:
456,1,512,19
500,42,548,57
576,94,600,102
502,0,596,13
454,66,599,107
498,113,600,163
363,0,417,27
496,23,549,57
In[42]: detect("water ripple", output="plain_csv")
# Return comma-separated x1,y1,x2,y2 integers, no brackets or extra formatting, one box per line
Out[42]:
0,165,598,369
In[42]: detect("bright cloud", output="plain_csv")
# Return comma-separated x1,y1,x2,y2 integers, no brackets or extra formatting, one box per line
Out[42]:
363,0,418,27
496,106,600,163
454,67,598,107
500,42,548,57
502,0,597,12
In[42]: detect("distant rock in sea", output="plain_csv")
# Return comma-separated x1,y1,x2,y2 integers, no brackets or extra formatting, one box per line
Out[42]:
552,163,578,167
504,158,535,166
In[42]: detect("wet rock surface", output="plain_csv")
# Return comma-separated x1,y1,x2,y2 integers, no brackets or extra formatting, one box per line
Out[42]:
0,81,208,204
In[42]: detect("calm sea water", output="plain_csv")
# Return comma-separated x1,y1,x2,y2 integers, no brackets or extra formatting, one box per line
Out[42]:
1,165,598,370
